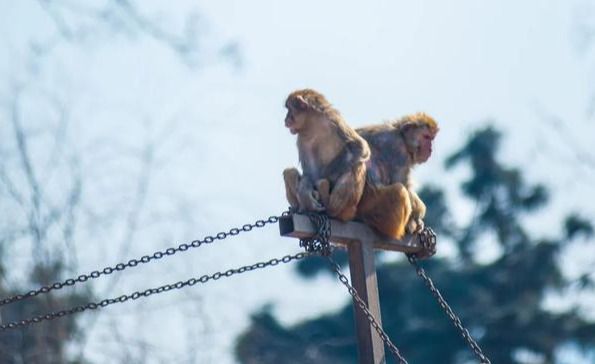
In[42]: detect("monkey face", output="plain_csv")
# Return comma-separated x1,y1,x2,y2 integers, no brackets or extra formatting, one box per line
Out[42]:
403,124,436,164
416,130,435,163
285,107,308,135
285,94,311,134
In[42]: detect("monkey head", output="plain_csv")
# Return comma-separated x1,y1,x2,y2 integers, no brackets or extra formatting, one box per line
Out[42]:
401,113,439,164
284,95,309,135
284,89,330,135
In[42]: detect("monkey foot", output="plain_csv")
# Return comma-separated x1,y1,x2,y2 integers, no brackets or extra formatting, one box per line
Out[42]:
406,217,425,235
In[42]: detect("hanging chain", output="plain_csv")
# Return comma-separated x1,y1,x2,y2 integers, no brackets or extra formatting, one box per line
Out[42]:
407,252,492,364
0,214,285,307
2,207,491,364
0,251,309,331
299,212,409,364
298,212,332,256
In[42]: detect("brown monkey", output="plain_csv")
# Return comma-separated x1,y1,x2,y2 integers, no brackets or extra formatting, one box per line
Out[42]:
282,89,370,221
355,112,438,239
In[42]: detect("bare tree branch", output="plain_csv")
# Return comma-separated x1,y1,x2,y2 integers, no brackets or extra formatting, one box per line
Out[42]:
31,0,242,67
10,91,46,264
536,108,595,174
0,1,236,361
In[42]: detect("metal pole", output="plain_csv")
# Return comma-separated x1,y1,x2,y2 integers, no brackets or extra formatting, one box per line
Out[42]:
347,238,386,363
280,214,423,363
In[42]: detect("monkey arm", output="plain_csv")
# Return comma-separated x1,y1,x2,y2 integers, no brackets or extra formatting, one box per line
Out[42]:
319,141,370,221
297,176,325,212
409,190,426,219
326,163,367,221
406,189,426,234
315,179,330,209
347,138,371,163
282,168,325,212
283,168,301,210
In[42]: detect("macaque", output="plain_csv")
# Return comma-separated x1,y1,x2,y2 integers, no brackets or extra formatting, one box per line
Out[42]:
282,89,370,221
355,113,439,239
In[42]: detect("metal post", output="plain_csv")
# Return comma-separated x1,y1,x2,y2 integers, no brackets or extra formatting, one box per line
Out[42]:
348,238,385,363
279,214,423,364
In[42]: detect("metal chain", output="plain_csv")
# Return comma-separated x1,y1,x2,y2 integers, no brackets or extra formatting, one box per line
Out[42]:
0,251,309,331
299,212,409,364
298,212,332,256
0,214,285,308
414,226,437,259
407,254,492,364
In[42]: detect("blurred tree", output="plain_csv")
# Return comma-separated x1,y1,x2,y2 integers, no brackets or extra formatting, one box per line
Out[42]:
27,0,241,69
0,1,240,362
235,126,595,364
0,92,92,364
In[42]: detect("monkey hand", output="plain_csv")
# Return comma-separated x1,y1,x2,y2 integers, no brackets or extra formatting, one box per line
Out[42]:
298,189,325,212
296,179,326,212
406,216,425,235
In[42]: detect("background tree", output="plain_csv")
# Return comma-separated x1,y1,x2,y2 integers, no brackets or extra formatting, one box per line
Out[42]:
235,125,595,364
0,1,239,362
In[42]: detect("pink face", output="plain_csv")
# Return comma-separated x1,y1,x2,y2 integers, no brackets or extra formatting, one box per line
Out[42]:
416,130,435,163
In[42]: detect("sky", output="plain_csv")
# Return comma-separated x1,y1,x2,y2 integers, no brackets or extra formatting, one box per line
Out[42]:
1,0,594,363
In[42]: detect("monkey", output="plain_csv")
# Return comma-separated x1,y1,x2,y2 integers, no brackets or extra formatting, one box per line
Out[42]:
355,112,439,239
282,91,438,238
282,89,370,221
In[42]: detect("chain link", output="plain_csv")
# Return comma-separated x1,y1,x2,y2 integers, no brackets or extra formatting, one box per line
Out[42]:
298,212,332,256
0,251,308,331
414,226,437,259
0,214,284,308
407,254,492,364
299,212,409,364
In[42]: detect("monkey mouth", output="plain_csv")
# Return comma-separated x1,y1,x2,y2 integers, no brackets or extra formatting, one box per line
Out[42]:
285,120,298,134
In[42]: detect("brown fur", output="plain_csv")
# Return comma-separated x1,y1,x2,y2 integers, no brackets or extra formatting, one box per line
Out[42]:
356,113,438,239
283,89,370,221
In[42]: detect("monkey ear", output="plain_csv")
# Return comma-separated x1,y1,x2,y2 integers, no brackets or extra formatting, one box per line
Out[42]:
292,95,309,111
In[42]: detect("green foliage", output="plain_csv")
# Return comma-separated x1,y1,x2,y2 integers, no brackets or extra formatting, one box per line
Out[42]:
235,126,595,364
564,215,594,240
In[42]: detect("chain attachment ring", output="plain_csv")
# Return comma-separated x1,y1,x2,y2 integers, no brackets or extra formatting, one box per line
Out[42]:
414,226,437,259
298,212,332,256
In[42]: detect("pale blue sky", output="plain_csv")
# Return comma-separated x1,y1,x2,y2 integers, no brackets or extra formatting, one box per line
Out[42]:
1,1,594,363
